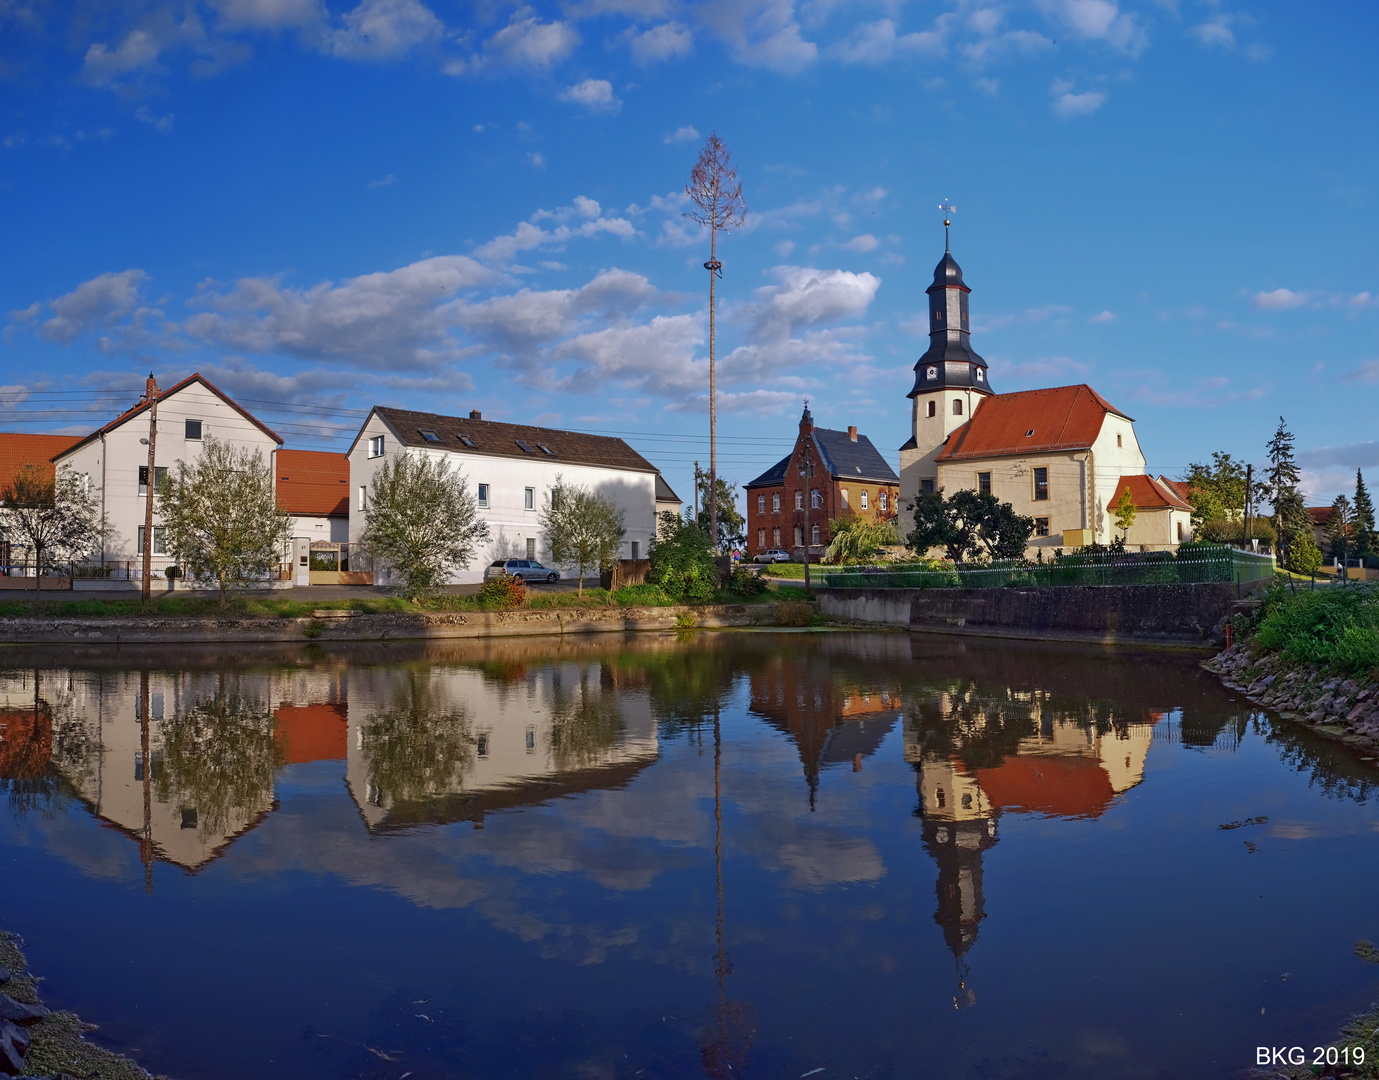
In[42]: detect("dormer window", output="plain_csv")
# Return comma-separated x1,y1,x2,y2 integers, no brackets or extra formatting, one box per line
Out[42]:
975,368,984,383
927,366,938,380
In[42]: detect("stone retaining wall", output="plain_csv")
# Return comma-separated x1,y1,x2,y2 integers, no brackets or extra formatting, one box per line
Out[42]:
819,583,1238,645
0,602,796,645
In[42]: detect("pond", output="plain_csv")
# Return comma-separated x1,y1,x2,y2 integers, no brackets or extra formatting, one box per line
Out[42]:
1,632,1377,1080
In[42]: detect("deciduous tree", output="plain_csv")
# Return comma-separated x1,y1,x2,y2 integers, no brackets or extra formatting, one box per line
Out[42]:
648,513,719,603
541,476,626,596
695,473,744,550
358,451,490,600
1112,488,1137,541
0,463,103,592
158,436,292,606
907,488,1034,563
824,513,899,564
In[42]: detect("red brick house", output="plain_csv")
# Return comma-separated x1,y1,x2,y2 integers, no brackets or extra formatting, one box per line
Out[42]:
745,405,900,559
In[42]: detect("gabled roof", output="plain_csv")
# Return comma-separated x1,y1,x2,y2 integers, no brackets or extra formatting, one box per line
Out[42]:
655,474,681,503
54,373,283,460
277,449,349,517
1307,506,1332,525
746,454,791,490
812,427,900,484
1113,474,1192,511
1158,476,1193,504
362,407,657,473
0,433,83,488
936,384,1132,463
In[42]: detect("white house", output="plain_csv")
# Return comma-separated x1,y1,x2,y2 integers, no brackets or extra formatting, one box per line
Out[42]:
348,406,660,585
54,373,284,577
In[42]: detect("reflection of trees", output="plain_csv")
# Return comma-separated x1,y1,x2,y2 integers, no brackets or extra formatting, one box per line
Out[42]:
1263,716,1377,803
612,649,737,739
548,667,624,773
1,669,94,820
156,682,277,838
360,674,474,806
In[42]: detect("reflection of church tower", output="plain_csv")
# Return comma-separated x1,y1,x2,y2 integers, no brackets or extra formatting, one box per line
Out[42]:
898,244,997,518
915,756,998,1009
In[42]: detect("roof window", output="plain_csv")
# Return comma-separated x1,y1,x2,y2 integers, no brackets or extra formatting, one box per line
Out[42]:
538,443,555,455
515,439,535,454
1025,429,1035,437
458,434,476,447
419,428,441,442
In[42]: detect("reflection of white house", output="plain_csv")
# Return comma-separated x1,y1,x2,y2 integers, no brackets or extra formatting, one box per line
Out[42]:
344,661,659,830
347,407,660,585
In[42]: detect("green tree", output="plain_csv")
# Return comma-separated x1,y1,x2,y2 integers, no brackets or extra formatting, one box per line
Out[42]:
1265,417,1307,565
1182,452,1247,527
1112,488,1137,541
908,488,1033,562
1326,494,1354,578
158,436,291,606
648,513,719,602
541,475,626,596
0,463,103,592
1353,468,1376,559
1288,530,1323,576
695,473,745,550
975,496,1036,559
359,452,490,600
824,513,899,564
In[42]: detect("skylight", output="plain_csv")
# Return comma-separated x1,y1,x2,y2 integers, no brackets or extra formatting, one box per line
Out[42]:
538,443,555,455
458,434,476,448
419,428,441,442
515,439,535,454
1025,429,1035,437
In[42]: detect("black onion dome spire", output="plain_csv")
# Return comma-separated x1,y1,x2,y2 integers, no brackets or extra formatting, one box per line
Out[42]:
907,247,993,399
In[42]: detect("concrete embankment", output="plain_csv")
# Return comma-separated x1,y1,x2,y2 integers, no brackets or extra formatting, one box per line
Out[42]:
1204,643,1379,755
0,601,807,646
818,583,1237,646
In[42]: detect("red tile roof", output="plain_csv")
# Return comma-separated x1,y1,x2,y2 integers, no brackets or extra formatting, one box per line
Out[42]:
936,384,1132,463
273,703,348,764
277,449,349,517
1112,474,1192,511
1307,506,1332,525
1157,476,1193,504
0,433,83,489
968,754,1117,819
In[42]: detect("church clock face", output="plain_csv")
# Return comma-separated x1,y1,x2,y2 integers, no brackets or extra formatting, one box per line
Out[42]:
927,366,938,380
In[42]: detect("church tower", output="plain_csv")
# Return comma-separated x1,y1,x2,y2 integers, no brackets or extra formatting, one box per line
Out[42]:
898,242,996,516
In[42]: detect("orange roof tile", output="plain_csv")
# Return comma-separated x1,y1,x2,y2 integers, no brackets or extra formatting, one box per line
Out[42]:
1306,506,1332,525
1112,474,1192,511
276,449,348,517
273,703,348,764
1158,476,1193,504
969,755,1117,819
935,384,1132,462
0,433,83,489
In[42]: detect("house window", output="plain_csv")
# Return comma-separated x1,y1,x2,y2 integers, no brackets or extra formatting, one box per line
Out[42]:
419,428,441,443
773,527,781,546
879,492,887,512
978,471,991,496
953,399,963,416
476,734,489,758
1035,517,1050,536
515,439,535,454
538,443,554,455
1033,467,1049,501
632,540,640,559
1177,521,1185,542
524,487,534,510
358,486,368,512
138,466,168,496
1117,432,1123,448
794,491,803,510
477,483,490,507
368,435,385,458
772,493,780,512
458,434,476,448
811,489,820,509
812,524,820,544
757,495,765,514
860,491,869,510
921,479,935,494
526,537,536,559
758,528,765,548
841,489,849,509
794,527,803,547
927,400,936,418
185,420,202,440
136,525,167,555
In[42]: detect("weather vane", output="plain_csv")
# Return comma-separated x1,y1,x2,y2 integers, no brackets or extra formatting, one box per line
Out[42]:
939,200,956,251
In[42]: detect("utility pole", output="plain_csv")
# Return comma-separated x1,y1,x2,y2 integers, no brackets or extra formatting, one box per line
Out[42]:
694,461,701,519
141,373,159,603
1244,463,1253,550
139,668,153,895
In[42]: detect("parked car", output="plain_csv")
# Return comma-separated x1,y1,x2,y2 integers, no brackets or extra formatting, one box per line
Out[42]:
485,559,560,583
754,549,792,563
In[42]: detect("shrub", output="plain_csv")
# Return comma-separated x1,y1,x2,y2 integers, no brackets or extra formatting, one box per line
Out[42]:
674,611,697,629
648,518,718,603
1253,582,1379,675
478,576,527,607
611,583,674,607
774,600,814,627
727,566,768,596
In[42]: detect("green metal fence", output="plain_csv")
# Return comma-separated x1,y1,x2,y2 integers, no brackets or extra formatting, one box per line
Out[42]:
815,544,1277,590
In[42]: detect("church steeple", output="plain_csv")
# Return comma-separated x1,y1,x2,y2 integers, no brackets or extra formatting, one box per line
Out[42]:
907,247,993,400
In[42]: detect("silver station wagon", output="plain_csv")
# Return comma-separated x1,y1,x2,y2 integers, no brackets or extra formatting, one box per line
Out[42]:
485,559,561,583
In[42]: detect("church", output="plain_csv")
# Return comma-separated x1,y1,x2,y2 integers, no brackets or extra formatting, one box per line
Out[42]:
898,242,1191,554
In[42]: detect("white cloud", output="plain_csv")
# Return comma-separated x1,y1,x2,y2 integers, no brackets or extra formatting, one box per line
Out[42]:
553,314,703,396
367,173,397,189
527,151,547,169
324,0,442,60
841,233,880,252
1340,362,1379,385
697,0,818,73
1051,79,1106,118
774,240,795,257
210,0,322,29
135,106,175,133
19,270,151,345
480,13,580,70
833,18,945,64
662,125,700,144
1351,292,1376,308
628,21,693,65
1191,18,1234,49
974,76,999,96
81,30,161,86
744,265,881,341
960,28,1052,66
1088,309,1116,323
1251,288,1307,310
558,78,621,112
475,199,637,265
1036,0,1145,55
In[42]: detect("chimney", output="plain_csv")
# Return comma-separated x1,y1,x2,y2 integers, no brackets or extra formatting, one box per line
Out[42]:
469,409,482,421
848,426,858,442
144,371,160,402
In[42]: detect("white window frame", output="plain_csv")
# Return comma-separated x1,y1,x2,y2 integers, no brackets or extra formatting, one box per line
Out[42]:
879,492,887,511
524,486,534,511
812,524,820,544
794,490,803,510
757,495,765,514
358,486,368,512
136,525,168,556
138,466,168,497
368,435,385,458
811,489,821,509
772,493,780,513
477,483,490,508
860,491,868,510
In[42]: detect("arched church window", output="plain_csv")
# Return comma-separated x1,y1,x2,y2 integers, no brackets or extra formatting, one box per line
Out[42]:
953,399,963,416
927,400,936,418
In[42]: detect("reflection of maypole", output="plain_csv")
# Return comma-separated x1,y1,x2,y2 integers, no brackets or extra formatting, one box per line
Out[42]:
699,707,754,1078
139,669,154,894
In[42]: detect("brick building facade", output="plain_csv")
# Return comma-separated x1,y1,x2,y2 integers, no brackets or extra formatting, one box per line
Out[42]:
745,406,900,559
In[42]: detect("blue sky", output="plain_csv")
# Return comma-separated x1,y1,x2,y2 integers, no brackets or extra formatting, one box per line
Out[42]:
2,0,1376,507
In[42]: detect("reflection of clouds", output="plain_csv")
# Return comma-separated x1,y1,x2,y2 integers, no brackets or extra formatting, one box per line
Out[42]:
774,837,885,888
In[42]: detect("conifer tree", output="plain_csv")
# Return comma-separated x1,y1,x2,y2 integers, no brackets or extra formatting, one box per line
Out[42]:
1264,416,1307,568
1354,468,1376,558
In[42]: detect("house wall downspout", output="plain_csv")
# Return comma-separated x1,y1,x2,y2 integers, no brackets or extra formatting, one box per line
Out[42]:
100,431,107,563
1087,450,1096,540
1075,451,1089,531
